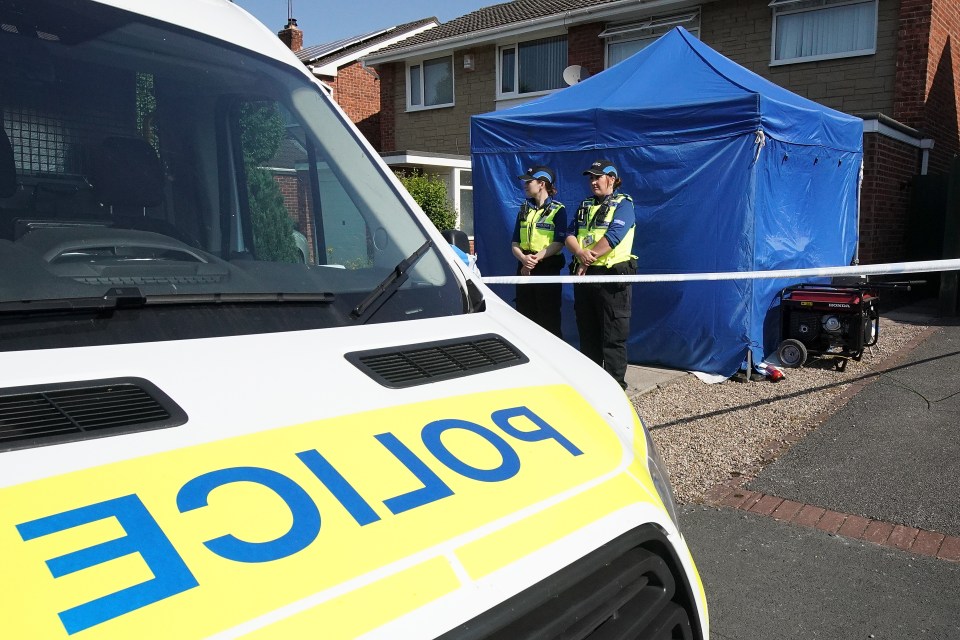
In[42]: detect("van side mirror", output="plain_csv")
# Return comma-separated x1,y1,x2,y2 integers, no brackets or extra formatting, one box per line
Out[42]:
440,228,470,254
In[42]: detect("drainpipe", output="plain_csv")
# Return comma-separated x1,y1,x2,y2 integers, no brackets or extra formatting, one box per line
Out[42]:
854,159,863,265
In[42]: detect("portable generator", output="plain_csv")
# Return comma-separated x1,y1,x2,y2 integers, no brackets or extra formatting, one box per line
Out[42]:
776,284,879,371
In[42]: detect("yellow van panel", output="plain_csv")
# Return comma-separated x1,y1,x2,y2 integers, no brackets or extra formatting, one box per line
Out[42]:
1,385,652,639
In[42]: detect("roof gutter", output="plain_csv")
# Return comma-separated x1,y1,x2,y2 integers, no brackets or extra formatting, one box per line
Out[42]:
364,0,707,64
859,112,935,175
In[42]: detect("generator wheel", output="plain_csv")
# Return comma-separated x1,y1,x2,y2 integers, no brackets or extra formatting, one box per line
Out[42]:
835,358,848,372
777,339,807,368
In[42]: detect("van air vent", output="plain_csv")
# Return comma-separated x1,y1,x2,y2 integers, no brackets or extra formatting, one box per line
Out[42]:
346,334,528,388
0,378,187,452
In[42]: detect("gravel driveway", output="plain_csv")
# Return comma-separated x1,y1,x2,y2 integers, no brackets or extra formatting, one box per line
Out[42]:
633,316,930,504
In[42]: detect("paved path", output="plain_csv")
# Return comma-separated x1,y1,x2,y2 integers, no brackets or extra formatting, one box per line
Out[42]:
677,315,960,639
750,323,960,538
681,505,960,639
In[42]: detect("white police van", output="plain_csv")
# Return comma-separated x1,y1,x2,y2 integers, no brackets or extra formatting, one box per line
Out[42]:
0,1,708,638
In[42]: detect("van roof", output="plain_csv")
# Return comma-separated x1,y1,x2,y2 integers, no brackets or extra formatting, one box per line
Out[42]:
92,0,309,71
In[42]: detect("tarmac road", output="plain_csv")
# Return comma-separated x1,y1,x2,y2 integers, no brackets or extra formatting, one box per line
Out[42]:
681,506,960,639
678,320,960,639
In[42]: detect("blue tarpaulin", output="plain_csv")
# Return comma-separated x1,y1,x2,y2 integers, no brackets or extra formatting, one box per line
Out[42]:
470,27,862,376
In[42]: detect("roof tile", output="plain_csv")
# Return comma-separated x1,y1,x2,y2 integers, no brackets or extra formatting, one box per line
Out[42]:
372,0,626,56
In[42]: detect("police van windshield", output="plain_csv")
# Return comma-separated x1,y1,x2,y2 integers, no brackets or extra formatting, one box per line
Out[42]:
0,1,465,348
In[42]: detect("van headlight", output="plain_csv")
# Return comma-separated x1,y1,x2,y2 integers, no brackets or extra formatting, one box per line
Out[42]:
644,423,681,530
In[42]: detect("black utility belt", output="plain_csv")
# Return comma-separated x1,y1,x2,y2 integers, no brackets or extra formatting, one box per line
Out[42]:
584,259,637,275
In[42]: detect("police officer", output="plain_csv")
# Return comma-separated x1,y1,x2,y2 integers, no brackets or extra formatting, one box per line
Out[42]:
510,166,566,338
564,159,637,389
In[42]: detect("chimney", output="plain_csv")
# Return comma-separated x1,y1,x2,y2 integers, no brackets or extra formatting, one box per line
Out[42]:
278,18,303,52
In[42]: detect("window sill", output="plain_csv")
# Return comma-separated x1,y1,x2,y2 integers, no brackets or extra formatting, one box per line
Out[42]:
769,48,876,66
496,88,560,102
405,102,455,113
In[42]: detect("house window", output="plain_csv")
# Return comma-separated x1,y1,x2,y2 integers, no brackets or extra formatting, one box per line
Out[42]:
771,0,877,65
456,169,473,237
498,35,568,97
407,56,454,110
602,12,700,68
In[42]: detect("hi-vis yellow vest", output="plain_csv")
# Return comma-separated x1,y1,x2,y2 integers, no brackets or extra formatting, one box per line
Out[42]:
518,200,563,253
575,193,635,268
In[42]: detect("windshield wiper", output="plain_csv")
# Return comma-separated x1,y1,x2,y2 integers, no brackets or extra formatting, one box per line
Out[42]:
0,288,147,317
351,240,432,323
0,288,335,317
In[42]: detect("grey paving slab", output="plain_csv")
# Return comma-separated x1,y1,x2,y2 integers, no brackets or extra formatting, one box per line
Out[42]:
625,364,688,397
749,326,960,537
680,505,960,640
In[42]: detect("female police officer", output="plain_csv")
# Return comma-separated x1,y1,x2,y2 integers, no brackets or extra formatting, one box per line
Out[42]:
564,159,637,389
510,166,566,338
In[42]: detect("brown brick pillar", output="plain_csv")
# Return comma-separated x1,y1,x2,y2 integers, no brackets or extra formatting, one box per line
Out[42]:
278,18,303,53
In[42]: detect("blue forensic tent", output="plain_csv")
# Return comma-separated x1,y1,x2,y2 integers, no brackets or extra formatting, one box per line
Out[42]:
470,27,862,376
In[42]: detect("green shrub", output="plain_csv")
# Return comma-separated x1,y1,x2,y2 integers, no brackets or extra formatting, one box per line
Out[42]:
246,166,299,263
396,171,457,232
239,102,299,262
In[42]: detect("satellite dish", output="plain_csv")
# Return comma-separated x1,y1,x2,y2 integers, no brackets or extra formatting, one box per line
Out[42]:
562,65,590,86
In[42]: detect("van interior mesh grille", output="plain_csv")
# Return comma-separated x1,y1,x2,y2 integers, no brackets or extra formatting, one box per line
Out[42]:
346,334,527,388
438,528,700,640
0,378,186,451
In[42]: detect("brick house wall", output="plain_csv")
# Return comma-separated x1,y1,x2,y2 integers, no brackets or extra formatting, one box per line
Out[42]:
859,133,922,264
567,23,605,78
275,174,301,227
380,30,610,154
384,45,496,154
894,0,960,173
700,0,900,115
326,62,382,150
378,0,906,155
274,173,316,263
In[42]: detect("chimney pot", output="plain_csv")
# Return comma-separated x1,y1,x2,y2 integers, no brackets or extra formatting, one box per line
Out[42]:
278,18,303,52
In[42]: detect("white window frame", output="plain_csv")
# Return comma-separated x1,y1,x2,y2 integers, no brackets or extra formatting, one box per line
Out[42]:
601,11,700,69
454,168,473,238
770,0,878,67
405,55,455,112
496,31,568,101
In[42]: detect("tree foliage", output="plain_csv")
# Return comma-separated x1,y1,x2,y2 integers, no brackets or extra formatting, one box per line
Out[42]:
396,171,457,232
239,102,299,262
246,166,300,263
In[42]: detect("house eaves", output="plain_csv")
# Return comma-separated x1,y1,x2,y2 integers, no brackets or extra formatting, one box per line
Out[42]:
310,20,437,77
364,0,707,65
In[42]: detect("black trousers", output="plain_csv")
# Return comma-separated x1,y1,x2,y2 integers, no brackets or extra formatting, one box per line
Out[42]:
515,253,564,339
573,263,634,389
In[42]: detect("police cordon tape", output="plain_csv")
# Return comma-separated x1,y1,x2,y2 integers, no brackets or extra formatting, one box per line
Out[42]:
480,258,960,285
